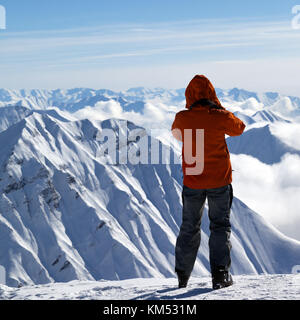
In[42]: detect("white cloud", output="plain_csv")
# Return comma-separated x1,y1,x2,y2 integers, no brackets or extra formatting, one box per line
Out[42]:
270,122,300,150
231,153,300,241
72,100,180,133
73,100,124,121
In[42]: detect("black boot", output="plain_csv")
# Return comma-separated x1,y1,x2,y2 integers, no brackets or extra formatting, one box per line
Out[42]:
212,268,233,290
176,270,190,288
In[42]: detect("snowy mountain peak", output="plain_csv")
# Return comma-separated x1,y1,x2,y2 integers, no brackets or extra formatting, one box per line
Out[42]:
227,123,300,164
0,106,300,288
252,109,291,123
228,88,259,101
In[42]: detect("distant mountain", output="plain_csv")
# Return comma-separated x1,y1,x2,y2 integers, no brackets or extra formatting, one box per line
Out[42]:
1,88,300,119
0,106,33,133
267,97,300,117
227,124,300,164
252,110,291,123
0,87,184,112
228,88,259,102
0,108,300,287
233,111,256,126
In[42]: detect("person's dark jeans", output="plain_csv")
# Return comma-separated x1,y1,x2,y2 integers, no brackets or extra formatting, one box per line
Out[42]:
175,184,233,277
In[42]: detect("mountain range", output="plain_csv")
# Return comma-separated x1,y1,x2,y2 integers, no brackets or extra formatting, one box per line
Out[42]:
0,87,300,287
1,87,300,116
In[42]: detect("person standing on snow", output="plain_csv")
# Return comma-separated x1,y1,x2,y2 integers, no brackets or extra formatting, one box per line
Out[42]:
171,75,245,290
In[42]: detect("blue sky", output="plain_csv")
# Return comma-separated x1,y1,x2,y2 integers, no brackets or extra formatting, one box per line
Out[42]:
0,0,297,31
0,0,300,95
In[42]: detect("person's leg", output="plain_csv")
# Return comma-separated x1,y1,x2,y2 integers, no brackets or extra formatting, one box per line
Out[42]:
175,185,206,279
206,184,232,275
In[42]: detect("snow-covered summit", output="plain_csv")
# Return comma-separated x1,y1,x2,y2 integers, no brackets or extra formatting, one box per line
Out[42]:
0,108,300,288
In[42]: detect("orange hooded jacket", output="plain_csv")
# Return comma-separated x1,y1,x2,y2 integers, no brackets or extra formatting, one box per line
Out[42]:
172,75,245,189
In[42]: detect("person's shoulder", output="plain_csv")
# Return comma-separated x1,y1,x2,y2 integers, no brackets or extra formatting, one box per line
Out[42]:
175,109,189,118
209,108,229,116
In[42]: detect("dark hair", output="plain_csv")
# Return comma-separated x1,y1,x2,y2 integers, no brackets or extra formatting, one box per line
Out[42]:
189,98,223,110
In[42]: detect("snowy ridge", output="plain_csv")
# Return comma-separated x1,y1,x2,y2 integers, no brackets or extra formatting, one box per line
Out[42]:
252,110,291,123
227,124,300,164
0,108,300,288
0,106,33,133
1,87,300,116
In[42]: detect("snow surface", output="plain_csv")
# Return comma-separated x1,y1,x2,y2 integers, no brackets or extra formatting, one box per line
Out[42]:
0,274,299,300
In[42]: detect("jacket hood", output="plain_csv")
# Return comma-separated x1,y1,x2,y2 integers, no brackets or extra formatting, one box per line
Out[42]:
185,75,224,109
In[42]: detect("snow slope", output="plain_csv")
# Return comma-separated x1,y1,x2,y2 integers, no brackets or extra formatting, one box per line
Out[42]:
252,110,291,123
227,124,300,164
0,274,299,300
0,106,33,133
0,108,300,288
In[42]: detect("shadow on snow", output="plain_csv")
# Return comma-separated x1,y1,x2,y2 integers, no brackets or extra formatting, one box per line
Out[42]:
131,284,213,300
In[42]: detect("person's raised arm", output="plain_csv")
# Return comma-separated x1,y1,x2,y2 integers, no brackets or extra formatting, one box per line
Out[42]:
223,111,246,136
